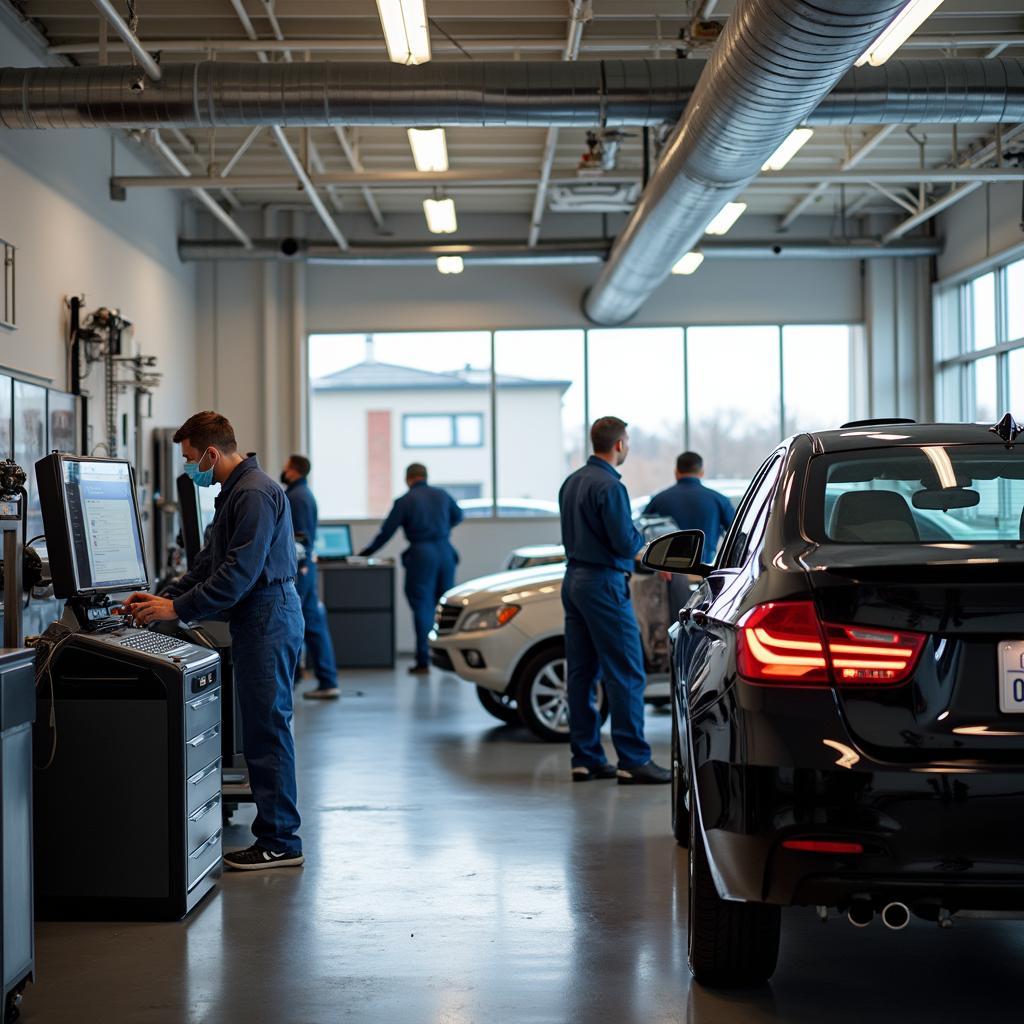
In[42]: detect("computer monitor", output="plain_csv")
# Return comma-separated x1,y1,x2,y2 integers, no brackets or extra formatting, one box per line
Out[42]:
36,454,149,598
315,524,353,560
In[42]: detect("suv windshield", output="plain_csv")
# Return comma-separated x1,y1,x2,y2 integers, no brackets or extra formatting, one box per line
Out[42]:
806,444,1024,543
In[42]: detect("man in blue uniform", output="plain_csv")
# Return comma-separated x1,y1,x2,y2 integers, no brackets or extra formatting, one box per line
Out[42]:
281,454,339,701
559,417,670,785
359,463,462,675
125,412,305,871
644,451,735,614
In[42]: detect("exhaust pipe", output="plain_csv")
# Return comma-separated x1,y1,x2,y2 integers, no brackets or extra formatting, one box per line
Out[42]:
881,902,910,930
847,901,874,928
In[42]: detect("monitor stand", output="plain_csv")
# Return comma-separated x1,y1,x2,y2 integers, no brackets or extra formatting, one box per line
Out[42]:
61,593,124,633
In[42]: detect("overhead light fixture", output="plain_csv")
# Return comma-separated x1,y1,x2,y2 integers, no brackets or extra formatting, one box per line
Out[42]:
423,197,457,234
437,256,464,274
704,202,747,236
408,128,449,172
855,0,945,68
671,252,704,275
375,0,432,65
761,128,814,172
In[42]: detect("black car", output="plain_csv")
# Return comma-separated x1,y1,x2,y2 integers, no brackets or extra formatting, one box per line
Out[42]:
643,417,1024,988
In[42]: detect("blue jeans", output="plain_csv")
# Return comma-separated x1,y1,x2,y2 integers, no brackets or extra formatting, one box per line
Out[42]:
561,566,651,771
295,561,338,690
403,541,457,667
229,582,304,855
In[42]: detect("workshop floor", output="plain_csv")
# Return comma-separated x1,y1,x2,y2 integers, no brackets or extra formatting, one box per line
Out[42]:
25,667,1024,1023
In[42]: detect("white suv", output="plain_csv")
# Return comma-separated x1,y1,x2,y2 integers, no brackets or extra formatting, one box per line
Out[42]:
429,518,679,742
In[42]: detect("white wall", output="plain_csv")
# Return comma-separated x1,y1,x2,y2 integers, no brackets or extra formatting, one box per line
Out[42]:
0,11,198,573
935,184,1024,283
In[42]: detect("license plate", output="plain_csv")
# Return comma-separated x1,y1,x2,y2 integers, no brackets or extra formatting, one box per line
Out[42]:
998,642,1024,713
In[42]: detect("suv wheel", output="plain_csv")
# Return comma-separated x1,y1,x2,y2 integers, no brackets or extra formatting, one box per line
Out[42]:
671,695,690,847
516,643,608,743
687,770,781,987
476,686,519,725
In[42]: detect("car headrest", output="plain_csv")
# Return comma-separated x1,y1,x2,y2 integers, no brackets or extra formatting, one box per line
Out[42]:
829,490,920,543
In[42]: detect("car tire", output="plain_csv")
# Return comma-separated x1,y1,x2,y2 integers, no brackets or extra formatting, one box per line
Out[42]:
687,769,780,988
515,643,608,743
671,695,690,848
476,686,519,725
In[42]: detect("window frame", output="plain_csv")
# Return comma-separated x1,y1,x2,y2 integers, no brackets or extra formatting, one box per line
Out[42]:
401,412,485,450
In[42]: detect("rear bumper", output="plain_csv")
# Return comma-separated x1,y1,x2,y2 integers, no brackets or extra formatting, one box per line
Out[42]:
699,761,1024,910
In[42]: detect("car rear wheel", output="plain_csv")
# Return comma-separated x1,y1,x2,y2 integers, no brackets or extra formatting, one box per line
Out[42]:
515,644,608,743
476,686,519,725
671,695,690,847
687,770,780,988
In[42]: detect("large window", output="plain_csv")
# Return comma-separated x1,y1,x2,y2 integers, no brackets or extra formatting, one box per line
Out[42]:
935,256,1024,424
309,325,858,519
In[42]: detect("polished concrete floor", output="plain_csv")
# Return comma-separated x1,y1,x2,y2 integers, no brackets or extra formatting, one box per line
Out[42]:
25,667,1024,1023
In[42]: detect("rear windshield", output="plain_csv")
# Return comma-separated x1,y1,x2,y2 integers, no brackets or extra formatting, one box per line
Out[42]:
806,445,1024,543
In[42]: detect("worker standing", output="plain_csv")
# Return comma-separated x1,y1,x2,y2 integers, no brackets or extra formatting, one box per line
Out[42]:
644,451,735,612
359,463,463,675
125,412,305,871
559,417,671,785
281,454,340,701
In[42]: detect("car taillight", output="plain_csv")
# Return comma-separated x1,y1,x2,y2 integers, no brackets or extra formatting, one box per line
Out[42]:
736,601,926,688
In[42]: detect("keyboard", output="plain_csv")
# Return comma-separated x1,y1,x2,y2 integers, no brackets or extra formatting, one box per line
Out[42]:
118,631,190,656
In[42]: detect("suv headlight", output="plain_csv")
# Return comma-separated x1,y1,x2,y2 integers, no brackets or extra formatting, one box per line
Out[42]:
460,605,521,631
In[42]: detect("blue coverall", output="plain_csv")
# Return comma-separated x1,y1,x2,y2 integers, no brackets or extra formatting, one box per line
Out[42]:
286,477,338,692
644,477,736,612
360,480,463,668
559,455,650,770
167,456,303,856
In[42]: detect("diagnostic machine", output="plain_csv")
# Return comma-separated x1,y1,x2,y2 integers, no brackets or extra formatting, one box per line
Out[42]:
33,454,223,919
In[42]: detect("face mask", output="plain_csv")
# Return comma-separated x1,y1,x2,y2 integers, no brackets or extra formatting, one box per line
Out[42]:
185,449,216,488
280,472,292,485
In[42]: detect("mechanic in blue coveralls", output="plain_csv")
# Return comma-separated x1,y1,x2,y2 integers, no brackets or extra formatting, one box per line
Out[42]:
125,412,304,872
281,454,339,701
359,463,463,675
558,416,671,785
644,450,735,614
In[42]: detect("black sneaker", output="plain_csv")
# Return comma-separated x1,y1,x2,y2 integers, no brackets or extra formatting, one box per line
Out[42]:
408,664,430,676
302,687,340,700
617,761,672,785
223,844,305,871
571,763,618,783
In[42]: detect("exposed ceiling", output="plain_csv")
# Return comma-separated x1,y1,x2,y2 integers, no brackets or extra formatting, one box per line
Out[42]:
10,0,1024,237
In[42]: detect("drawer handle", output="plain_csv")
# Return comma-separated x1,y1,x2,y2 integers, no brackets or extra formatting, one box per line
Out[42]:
189,796,220,823
188,758,222,786
189,691,220,711
190,829,223,860
188,726,219,747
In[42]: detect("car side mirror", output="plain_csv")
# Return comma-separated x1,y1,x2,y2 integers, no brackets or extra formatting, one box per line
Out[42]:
641,530,711,576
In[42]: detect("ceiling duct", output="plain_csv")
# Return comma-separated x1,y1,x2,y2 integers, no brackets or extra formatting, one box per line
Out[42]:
1,58,1023,130
582,0,912,326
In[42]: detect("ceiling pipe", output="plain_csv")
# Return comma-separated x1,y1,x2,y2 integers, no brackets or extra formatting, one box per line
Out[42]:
582,0,910,326
3,59,1024,130
175,237,943,264
89,0,161,81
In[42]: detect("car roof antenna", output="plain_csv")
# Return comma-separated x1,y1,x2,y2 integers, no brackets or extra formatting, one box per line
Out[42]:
989,412,1023,449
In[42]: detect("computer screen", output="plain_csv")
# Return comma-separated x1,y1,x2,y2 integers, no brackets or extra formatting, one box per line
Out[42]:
60,458,148,592
315,524,353,560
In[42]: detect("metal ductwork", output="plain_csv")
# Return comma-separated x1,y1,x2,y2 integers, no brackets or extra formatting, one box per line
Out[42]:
582,0,911,326
175,237,943,265
1,58,1024,130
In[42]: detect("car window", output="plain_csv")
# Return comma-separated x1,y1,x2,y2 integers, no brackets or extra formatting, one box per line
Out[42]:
719,455,783,569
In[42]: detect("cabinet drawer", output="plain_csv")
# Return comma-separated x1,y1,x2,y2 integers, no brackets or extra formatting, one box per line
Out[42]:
187,758,222,816
186,725,221,777
188,828,222,890
186,687,221,740
188,794,222,856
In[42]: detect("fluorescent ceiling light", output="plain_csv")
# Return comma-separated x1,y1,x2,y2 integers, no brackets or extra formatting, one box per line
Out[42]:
671,251,704,275
855,0,945,67
437,256,464,275
375,0,431,65
704,202,747,236
408,128,449,172
423,197,457,234
761,128,814,172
